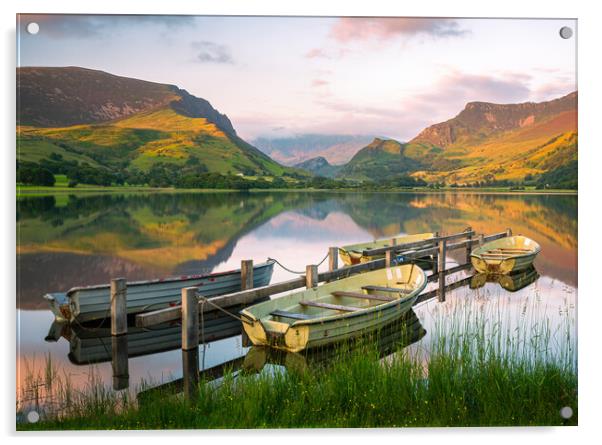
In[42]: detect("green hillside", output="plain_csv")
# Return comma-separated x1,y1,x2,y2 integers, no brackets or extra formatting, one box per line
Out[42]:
17,67,305,187
336,138,422,181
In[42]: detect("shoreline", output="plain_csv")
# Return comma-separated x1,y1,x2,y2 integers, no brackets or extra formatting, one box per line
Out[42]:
16,186,578,197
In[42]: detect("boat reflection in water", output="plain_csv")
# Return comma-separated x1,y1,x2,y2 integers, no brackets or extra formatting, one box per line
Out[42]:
242,309,426,374
469,265,540,293
137,309,426,403
45,304,251,392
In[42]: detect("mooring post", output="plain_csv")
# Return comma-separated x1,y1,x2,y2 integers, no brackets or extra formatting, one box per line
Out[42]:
182,348,200,401
385,250,392,268
465,226,473,265
437,239,447,302
506,228,513,237
241,259,253,290
110,278,127,336
241,328,250,348
181,287,199,350
432,231,440,274
478,234,485,246
306,264,318,289
111,334,129,391
328,247,339,272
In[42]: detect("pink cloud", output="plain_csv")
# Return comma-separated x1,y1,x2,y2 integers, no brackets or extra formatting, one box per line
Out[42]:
305,48,330,59
330,17,468,43
311,79,329,87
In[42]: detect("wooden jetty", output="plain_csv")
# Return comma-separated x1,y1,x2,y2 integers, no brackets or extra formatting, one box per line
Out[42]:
97,226,515,396
130,228,510,347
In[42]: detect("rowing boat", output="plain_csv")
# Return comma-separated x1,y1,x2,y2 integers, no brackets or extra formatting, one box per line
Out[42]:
240,264,427,352
470,235,541,274
242,309,426,373
469,265,540,292
339,232,434,266
44,260,275,323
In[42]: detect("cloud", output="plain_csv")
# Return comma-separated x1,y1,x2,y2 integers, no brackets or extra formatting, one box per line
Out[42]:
305,48,329,59
192,41,234,64
330,17,468,43
236,70,537,141
18,14,194,39
311,79,329,87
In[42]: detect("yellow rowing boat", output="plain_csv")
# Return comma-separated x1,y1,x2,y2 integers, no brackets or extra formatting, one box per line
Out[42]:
470,235,541,274
339,232,434,266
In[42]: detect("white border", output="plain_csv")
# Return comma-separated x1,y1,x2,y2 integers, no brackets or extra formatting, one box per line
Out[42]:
3,0,601,443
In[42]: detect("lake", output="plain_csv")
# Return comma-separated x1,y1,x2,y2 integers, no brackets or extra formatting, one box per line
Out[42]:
16,191,577,412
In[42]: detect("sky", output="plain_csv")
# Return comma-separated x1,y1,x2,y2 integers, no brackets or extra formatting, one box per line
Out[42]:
17,15,577,141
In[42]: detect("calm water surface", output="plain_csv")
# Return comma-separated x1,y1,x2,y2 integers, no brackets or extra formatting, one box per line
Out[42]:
16,191,577,409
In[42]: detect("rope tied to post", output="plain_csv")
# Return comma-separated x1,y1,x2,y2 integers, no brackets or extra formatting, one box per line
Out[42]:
195,293,253,325
268,251,330,275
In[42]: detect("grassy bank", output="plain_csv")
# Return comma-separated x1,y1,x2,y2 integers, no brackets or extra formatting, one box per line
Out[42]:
18,299,577,430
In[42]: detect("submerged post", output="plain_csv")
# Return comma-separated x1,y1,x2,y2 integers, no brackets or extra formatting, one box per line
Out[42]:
306,265,318,289
182,287,199,350
328,247,339,272
241,259,253,290
432,231,440,274
437,239,447,302
506,228,513,237
111,334,129,391
110,278,127,336
385,250,392,268
465,226,473,265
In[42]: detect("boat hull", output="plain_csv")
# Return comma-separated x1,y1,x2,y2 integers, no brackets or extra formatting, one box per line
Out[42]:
241,264,427,352
44,261,275,323
243,309,426,373
470,236,540,275
339,233,434,266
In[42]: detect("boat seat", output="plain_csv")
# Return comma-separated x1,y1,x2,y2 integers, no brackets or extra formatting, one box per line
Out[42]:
270,310,316,320
299,300,361,312
331,290,395,302
362,285,413,294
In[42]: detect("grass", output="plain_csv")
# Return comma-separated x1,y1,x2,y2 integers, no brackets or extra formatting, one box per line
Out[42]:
17,298,577,430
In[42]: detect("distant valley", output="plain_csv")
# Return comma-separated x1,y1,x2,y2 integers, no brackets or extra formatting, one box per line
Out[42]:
253,134,374,166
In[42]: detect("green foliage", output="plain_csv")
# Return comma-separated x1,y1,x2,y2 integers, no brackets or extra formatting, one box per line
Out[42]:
16,162,55,186
535,160,577,190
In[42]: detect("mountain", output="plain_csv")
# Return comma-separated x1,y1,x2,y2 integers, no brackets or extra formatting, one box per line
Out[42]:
294,156,342,178
252,134,374,166
17,66,296,177
336,138,422,180
403,92,577,184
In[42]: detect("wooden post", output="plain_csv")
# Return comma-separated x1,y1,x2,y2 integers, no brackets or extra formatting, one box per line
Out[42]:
241,259,253,290
385,250,392,268
328,247,339,272
111,278,127,336
478,234,485,246
432,231,440,274
465,226,473,265
241,328,250,348
506,228,513,237
306,265,318,289
182,348,199,401
111,334,129,390
182,287,199,350
437,239,447,302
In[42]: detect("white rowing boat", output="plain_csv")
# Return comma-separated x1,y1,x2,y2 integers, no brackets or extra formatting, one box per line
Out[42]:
44,260,275,323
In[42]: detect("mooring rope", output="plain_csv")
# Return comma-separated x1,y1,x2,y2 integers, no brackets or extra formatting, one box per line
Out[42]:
196,294,251,325
268,251,330,275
